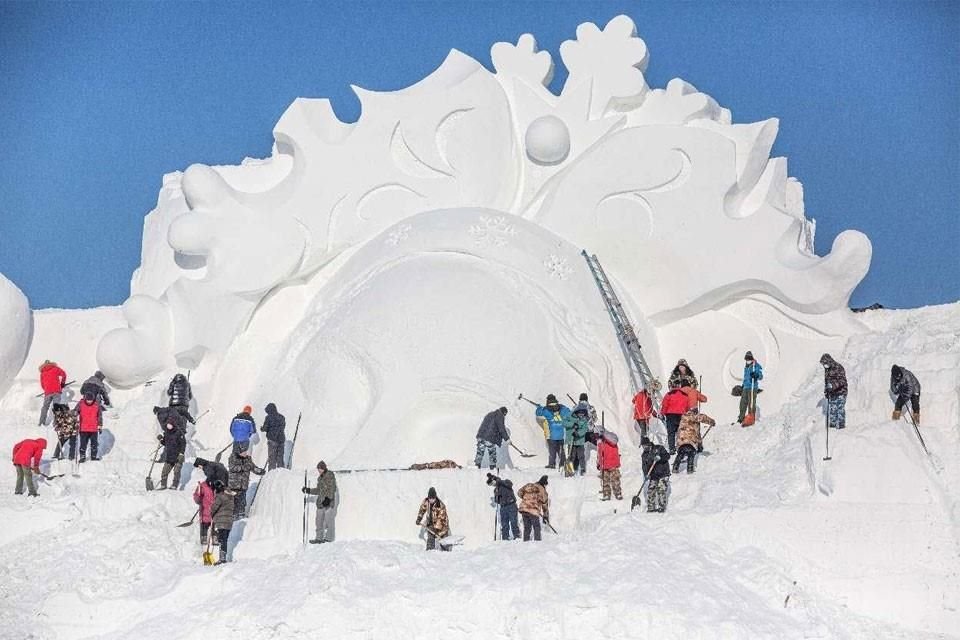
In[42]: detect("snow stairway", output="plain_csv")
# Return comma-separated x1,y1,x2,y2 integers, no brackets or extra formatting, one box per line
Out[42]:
581,250,662,405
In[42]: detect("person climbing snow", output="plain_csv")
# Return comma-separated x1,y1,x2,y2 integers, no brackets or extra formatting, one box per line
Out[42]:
167,373,192,409
597,430,623,500
673,408,715,474
193,479,215,544
820,354,848,430
229,406,256,454
668,358,698,390
659,382,688,454
12,438,46,497
51,403,78,460
738,351,764,425
157,411,187,490
474,407,509,470
640,437,671,512
517,476,549,541
260,403,286,470
535,395,570,470
890,364,922,425
79,371,111,408
575,393,599,431
680,380,707,412
415,487,450,551
75,392,102,462
209,480,235,564
632,382,660,441
486,473,520,541
564,404,590,476
38,360,67,426
229,449,265,519
303,461,337,543
193,457,229,489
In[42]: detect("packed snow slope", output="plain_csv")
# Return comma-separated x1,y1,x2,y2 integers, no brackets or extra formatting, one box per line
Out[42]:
0,304,956,639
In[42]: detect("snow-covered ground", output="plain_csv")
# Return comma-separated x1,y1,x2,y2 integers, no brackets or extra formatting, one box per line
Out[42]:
0,303,956,640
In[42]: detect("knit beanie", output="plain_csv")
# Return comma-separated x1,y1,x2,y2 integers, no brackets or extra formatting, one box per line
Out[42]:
538,475,549,487
427,487,438,500
546,394,558,404
579,393,588,401
744,351,754,361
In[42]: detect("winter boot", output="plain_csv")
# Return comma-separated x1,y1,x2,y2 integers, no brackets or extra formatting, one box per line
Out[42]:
891,410,901,421
912,411,920,425
686,456,695,474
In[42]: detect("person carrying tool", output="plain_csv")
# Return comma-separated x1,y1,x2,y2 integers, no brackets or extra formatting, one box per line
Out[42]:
12,438,46,497
890,364,922,425
517,475,550,541
52,403,78,460
228,449,265,518
640,437,671,512
415,487,450,551
563,405,590,476
738,351,764,425
303,461,337,543
674,408,715,474
820,354,848,429
632,383,660,441
38,360,67,426
474,407,509,470
209,480,235,564
597,430,623,500
261,403,287,471
487,473,520,541
535,395,571,470
193,479,215,544
79,371,111,408
157,411,187,490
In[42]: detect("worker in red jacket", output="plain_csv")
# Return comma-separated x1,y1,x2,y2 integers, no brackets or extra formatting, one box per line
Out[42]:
632,388,658,441
75,393,103,462
13,438,47,497
38,360,67,426
659,382,689,454
596,432,622,501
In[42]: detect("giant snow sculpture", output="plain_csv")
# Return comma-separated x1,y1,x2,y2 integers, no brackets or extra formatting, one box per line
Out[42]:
0,274,30,400
88,15,870,463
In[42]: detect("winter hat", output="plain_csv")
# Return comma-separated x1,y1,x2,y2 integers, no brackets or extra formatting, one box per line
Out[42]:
83,392,95,403
537,475,549,487
640,436,652,447
677,359,688,367
819,354,832,366
744,351,754,361
265,402,277,414
427,487,438,500
498,406,508,415
317,461,327,471
546,394,558,405
242,405,252,414
94,370,105,380
579,393,588,401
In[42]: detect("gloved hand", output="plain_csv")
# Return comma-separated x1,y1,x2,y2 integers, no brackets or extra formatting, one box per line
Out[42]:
751,371,759,380
98,428,102,434
321,497,331,508
697,444,704,453
301,486,309,494
156,434,164,442
542,516,549,524
177,453,185,463
31,466,40,474
255,467,265,475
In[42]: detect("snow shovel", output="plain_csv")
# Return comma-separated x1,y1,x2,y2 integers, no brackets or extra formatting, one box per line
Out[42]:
34,381,74,399
177,508,200,528
213,442,232,463
509,442,536,458
36,470,65,481
202,532,215,566
543,518,559,535
145,443,163,491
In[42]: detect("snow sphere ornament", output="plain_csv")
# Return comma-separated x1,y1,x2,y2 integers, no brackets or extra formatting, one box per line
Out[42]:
525,115,570,165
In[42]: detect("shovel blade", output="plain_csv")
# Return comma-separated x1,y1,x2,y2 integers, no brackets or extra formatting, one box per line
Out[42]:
741,413,756,427
202,551,215,566
630,495,642,511
145,476,154,491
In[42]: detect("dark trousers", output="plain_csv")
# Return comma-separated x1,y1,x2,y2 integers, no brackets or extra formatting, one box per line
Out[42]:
499,503,520,540
78,432,99,459
738,389,758,422
54,435,77,460
547,439,566,468
425,531,451,551
217,528,230,562
521,512,542,541
673,444,697,473
895,394,920,413
200,522,211,545
233,491,248,519
664,415,681,452
569,445,586,475
267,440,285,470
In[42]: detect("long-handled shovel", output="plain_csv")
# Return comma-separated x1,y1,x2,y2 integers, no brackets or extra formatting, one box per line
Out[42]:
145,443,163,491
202,531,215,566
34,381,75,399
544,518,559,535
213,442,232,463
36,470,65,481
823,408,832,461
517,393,539,407
177,508,199,528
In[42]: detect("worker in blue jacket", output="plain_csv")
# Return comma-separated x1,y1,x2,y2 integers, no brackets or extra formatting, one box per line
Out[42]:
738,351,764,424
229,405,257,454
535,394,571,470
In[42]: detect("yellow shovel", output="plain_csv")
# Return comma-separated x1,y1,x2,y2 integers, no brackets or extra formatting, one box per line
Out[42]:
202,530,215,566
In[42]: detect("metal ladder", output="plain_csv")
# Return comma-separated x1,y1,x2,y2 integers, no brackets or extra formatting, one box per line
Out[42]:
581,250,663,408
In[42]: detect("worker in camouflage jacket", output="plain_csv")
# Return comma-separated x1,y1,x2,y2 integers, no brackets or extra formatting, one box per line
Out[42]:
640,437,671,512
228,449,265,519
415,487,451,551
820,354,848,429
673,408,715,474
303,461,337,544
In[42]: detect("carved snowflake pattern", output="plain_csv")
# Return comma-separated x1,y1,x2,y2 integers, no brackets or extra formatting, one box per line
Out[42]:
468,216,518,247
385,223,413,247
543,254,572,280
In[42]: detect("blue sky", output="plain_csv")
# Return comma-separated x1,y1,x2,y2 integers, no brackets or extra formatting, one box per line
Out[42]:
1,1,957,309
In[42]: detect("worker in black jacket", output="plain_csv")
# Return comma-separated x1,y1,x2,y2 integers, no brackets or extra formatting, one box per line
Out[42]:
640,437,671,513
486,473,520,540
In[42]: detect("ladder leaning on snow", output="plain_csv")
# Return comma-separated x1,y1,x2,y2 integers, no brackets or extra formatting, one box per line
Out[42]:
581,250,663,408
